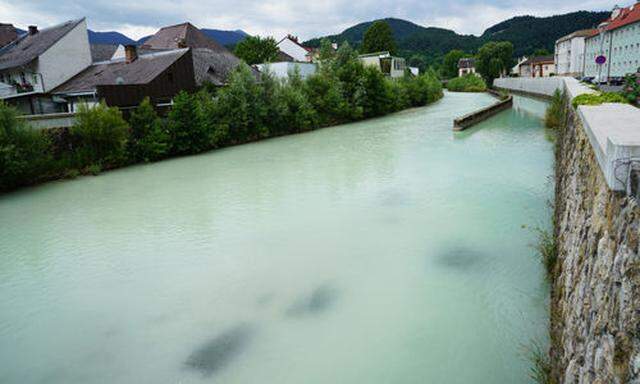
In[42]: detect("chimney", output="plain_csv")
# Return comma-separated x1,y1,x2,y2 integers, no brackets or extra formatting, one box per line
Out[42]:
124,44,138,63
28,25,38,35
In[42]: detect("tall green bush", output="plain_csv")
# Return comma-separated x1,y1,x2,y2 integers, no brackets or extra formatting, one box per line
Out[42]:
446,74,487,92
544,90,566,130
72,102,129,168
0,101,52,191
128,98,170,162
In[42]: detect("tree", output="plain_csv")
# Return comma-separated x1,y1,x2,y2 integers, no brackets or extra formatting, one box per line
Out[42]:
362,21,397,55
128,98,170,162
442,50,466,79
533,48,551,56
475,41,514,86
0,101,52,191
167,91,208,155
234,36,279,65
408,54,427,73
72,102,129,167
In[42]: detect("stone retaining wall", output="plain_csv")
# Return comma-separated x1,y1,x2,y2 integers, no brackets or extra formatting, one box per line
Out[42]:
551,103,640,384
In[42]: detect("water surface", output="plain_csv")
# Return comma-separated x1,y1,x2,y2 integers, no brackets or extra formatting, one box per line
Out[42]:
0,93,552,383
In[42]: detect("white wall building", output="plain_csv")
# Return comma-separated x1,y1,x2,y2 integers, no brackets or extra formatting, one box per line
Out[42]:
276,35,312,62
457,58,476,77
0,18,92,114
358,51,406,78
555,29,593,77
584,3,640,79
256,62,317,80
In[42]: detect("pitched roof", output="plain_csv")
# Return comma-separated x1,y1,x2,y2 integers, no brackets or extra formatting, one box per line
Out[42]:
53,48,189,94
458,58,475,68
0,24,18,48
192,48,245,86
277,35,312,52
556,29,597,43
603,4,640,32
141,22,228,53
0,19,84,71
531,55,554,64
90,44,118,62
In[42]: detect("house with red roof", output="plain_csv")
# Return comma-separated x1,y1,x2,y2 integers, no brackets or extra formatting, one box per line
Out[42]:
276,35,312,62
583,2,640,79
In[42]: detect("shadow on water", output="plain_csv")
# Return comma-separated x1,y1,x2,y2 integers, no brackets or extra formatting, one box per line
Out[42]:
434,246,486,272
286,284,339,317
185,324,254,376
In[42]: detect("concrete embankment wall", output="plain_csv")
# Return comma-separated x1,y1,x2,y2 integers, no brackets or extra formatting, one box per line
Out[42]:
453,95,512,131
552,103,640,384
501,77,640,383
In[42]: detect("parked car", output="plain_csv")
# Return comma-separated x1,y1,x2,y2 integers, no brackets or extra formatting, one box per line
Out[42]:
580,76,595,84
609,76,625,86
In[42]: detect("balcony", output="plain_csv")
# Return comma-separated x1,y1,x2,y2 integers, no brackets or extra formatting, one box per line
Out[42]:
0,74,45,99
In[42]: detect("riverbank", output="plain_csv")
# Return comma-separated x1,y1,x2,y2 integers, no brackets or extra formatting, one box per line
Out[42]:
1,52,443,194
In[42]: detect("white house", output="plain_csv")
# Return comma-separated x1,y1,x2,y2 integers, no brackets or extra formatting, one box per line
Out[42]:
276,35,312,62
555,29,593,77
457,58,476,77
584,3,640,80
358,51,406,78
0,18,92,114
255,62,317,80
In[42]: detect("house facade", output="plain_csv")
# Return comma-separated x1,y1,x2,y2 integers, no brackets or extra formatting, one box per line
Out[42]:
517,56,555,77
276,35,312,62
458,58,476,76
358,51,406,78
584,3,640,79
555,29,593,77
0,19,92,114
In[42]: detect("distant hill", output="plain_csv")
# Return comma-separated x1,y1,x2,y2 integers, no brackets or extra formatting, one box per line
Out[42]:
136,29,249,46
88,30,136,45
304,11,609,59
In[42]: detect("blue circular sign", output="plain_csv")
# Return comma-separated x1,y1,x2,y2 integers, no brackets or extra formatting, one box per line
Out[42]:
595,55,607,65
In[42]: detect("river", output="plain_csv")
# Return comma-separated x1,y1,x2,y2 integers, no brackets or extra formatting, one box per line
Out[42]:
0,92,553,383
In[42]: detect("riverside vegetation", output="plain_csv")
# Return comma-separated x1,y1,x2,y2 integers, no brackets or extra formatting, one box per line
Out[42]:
446,74,487,92
0,43,443,192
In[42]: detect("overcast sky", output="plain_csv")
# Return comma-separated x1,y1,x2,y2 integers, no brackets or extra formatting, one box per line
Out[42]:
2,0,618,40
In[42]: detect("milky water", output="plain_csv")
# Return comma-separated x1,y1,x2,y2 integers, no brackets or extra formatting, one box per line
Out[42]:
0,92,553,384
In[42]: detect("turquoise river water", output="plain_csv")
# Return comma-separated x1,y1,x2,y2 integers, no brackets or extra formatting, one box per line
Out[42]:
0,92,552,383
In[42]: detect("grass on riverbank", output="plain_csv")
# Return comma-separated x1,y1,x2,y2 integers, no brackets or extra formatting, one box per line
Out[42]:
1,43,443,193
527,341,556,384
544,90,567,130
446,74,487,92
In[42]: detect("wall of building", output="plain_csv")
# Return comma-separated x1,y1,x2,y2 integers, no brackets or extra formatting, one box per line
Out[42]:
255,62,317,80
584,21,640,78
555,37,586,76
551,102,640,384
36,19,92,92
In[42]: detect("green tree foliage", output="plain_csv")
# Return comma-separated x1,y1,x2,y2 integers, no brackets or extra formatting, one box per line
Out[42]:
2,45,447,192
442,50,466,79
318,38,337,62
0,101,52,191
362,21,397,55
128,98,170,162
408,54,427,74
475,41,514,86
532,48,551,56
446,74,487,92
544,90,567,129
72,102,129,168
234,35,279,65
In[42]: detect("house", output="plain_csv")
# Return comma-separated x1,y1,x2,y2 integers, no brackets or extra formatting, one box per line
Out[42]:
141,22,250,86
358,51,406,78
276,35,312,62
458,58,476,76
90,44,119,62
516,56,555,77
555,29,593,77
0,23,18,48
255,62,317,80
53,46,196,111
0,19,92,114
511,56,529,76
583,3,640,80
530,56,556,77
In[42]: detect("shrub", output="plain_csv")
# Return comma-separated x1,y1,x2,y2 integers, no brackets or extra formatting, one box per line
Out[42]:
622,73,640,105
361,66,394,118
572,92,629,108
0,101,52,191
527,341,555,384
71,102,129,168
128,97,170,162
304,70,349,126
535,228,557,278
544,89,566,130
276,78,318,134
446,74,487,92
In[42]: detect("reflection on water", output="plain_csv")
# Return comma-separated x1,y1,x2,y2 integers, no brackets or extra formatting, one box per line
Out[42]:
0,92,553,384
185,324,255,376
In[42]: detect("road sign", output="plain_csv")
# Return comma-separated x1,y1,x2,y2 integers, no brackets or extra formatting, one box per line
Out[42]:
596,55,607,65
